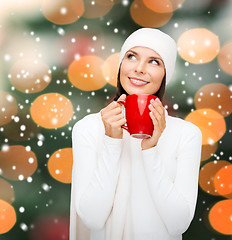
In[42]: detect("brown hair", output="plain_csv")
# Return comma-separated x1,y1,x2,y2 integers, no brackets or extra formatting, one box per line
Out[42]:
113,67,166,102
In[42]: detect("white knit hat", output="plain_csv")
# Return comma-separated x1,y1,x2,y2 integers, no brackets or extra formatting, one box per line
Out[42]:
119,28,177,84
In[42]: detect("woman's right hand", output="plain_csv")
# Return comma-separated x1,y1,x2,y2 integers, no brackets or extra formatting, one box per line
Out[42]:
100,94,127,139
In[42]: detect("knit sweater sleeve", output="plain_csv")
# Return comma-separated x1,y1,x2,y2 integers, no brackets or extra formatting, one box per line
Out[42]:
142,122,202,236
72,115,123,230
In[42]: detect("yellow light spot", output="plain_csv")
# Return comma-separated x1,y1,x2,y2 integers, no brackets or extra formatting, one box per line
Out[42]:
214,165,232,198
0,145,37,181
30,93,73,129
209,199,232,234
48,148,73,183
185,109,226,145
217,42,232,76
68,55,107,91
177,28,220,64
130,0,172,28
9,58,51,93
143,0,184,13
41,0,84,25
195,83,232,117
102,52,120,87
199,160,231,196
0,200,16,234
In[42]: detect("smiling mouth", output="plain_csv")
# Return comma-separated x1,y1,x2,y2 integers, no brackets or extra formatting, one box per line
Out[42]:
129,77,149,86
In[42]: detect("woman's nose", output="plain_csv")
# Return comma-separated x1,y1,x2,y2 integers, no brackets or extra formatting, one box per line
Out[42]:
135,61,146,74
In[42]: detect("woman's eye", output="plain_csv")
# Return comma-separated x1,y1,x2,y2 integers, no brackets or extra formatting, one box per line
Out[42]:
150,59,159,65
128,54,136,60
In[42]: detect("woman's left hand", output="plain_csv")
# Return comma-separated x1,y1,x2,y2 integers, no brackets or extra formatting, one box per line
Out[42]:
141,98,166,150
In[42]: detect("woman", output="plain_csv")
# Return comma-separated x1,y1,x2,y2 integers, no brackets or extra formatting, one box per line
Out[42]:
70,28,202,240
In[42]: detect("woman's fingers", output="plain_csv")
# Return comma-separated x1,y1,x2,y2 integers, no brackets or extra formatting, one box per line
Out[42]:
101,94,126,116
100,94,127,139
107,113,126,126
151,98,165,116
102,106,122,120
149,99,166,131
101,101,119,115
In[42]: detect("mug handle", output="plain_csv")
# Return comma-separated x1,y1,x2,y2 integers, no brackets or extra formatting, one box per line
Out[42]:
117,100,129,131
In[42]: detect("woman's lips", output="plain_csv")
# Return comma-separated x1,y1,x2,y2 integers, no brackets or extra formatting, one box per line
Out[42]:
129,77,149,86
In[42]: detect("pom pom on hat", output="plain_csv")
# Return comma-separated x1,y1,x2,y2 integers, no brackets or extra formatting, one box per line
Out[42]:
119,28,177,84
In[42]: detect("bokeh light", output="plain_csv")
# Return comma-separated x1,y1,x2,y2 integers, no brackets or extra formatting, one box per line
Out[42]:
0,0,232,239
185,109,226,145
3,107,41,142
201,142,218,161
214,165,232,198
0,91,18,126
68,55,107,91
30,93,73,129
0,145,37,181
0,28,2,46
195,83,232,117
199,160,231,196
56,34,93,67
143,0,184,13
1,34,47,69
96,0,121,5
83,0,114,18
41,0,84,25
47,148,73,183
102,52,120,87
9,58,51,93
29,215,69,240
209,199,232,234
0,178,15,204
177,28,220,64
217,42,232,76
130,0,173,28
0,200,16,234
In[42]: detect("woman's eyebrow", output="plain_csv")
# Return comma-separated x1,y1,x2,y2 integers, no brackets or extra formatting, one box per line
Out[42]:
149,56,163,61
126,50,138,55
127,50,164,63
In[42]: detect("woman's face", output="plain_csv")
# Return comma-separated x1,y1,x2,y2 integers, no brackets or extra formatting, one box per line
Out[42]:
120,46,165,95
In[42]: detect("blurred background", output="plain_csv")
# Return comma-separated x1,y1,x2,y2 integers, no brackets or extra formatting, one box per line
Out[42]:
0,0,232,239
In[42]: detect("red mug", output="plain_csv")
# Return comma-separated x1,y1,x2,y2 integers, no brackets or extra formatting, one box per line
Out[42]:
117,94,158,139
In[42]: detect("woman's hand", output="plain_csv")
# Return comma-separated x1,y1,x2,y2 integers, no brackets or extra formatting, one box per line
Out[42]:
100,94,127,139
141,98,166,150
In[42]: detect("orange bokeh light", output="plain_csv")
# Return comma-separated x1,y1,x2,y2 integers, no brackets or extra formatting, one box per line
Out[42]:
199,160,231,196
95,0,121,5
214,165,232,198
68,55,107,91
130,0,173,28
0,200,16,234
0,178,15,204
102,52,120,87
209,199,232,234
0,91,17,126
217,42,232,76
0,145,37,181
185,109,226,145
9,58,51,94
47,148,73,183
177,28,220,64
30,93,73,129
143,0,184,13
41,0,84,25
83,0,114,18
195,83,232,117
201,142,218,161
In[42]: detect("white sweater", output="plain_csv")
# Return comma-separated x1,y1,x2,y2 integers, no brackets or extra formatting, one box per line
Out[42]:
70,109,202,240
